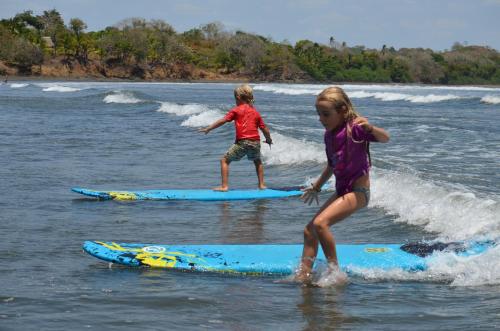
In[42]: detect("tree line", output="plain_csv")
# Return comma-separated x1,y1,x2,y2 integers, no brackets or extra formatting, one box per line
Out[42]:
1,9,499,84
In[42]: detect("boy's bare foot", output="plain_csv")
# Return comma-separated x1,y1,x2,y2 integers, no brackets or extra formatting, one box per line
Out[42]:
258,185,267,190
213,186,229,192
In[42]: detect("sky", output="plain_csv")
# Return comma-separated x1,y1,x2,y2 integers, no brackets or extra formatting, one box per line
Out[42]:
1,0,499,51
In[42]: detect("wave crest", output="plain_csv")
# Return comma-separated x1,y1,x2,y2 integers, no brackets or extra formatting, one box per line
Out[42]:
103,91,143,103
43,85,82,92
261,132,324,165
481,95,500,104
156,102,211,115
181,110,222,127
371,169,500,241
9,83,29,88
254,84,472,103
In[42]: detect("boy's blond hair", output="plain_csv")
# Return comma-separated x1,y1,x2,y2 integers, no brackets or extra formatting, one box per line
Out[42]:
234,84,254,105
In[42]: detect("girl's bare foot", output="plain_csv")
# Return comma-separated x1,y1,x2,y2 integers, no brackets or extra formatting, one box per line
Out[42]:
294,262,314,284
258,185,267,190
293,272,313,284
314,263,348,287
213,186,229,192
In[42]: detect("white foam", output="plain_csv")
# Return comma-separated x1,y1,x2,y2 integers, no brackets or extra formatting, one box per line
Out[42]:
179,112,326,169
9,83,29,88
254,83,500,94
428,246,500,286
314,263,349,288
253,84,324,95
103,91,142,104
156,102,210,116
368,92,410,102
406,94,461,103
348,245,500,286
155,102,224,127
156,101,327,166
181,110,222,127
42,85,81,92
481,95,500,104
261,132,325,165
370,168,500,241
350,91,461,103
343,84,500,92
253,83,474,103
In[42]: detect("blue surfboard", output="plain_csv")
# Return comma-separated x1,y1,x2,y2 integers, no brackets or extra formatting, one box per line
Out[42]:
83,241,494,275
71,186,304,201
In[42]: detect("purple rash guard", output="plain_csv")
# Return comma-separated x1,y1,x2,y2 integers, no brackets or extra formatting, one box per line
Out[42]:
324,121,377,195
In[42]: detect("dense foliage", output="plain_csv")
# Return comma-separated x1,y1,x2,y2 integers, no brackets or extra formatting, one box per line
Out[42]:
1,10,499,84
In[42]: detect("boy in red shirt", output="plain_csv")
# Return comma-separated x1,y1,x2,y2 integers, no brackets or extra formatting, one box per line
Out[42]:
199,85,273,191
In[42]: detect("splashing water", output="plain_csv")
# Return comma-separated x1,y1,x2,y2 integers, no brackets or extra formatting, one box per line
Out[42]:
261,132,325,166
371,168,500,241
314,263,350,288
348,244,500,286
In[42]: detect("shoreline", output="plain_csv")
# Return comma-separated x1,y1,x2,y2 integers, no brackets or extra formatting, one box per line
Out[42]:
3,75,500,88
2,74,248,84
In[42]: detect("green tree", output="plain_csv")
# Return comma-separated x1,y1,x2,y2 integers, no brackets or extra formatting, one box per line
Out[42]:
39,9,65,55
149,22,191,66
388,57,411,82
201,22,224,42
12,38,43,73
181,28,204,46
69,18,88,61
0,25,17,61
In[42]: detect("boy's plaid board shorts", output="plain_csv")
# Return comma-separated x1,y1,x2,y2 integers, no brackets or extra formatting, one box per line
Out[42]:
224,139,261,162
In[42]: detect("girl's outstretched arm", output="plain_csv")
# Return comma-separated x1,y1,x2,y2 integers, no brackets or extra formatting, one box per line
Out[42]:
368,125,390,143
199,118,228,134
301,165,333,205
354,117,390,143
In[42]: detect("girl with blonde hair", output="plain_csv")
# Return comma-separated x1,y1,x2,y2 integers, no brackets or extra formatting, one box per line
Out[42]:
297,86,390,284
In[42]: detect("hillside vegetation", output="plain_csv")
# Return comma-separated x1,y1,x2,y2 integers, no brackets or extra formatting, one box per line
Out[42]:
1,10,499,84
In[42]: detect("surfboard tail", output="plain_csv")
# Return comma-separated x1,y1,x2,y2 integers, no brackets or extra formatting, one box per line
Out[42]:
401,240,495,257
72,187,113,200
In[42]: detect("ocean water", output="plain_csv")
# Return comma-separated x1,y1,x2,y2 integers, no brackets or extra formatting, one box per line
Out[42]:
1,81,499,330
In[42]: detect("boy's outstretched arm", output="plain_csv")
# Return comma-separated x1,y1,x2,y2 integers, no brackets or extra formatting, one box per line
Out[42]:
260,126,273,145
199,118,228,134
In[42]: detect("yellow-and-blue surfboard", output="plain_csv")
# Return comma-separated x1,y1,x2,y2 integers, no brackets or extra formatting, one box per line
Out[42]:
83,240,495,275
72,186,305,201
